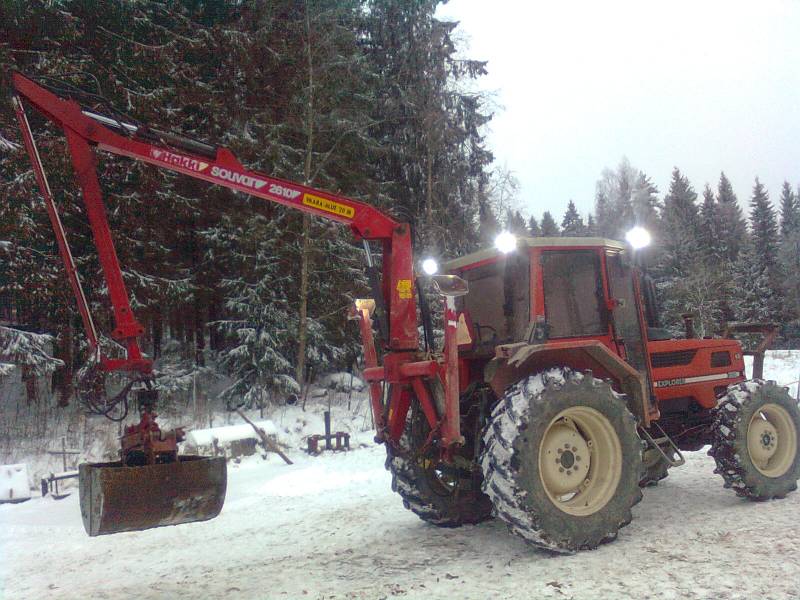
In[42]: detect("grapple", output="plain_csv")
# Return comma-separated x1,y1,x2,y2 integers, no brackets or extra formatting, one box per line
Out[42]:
78,389,227,536
79,456,226,536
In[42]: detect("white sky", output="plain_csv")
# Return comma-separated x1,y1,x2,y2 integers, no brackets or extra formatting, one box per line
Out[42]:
437,0,800,221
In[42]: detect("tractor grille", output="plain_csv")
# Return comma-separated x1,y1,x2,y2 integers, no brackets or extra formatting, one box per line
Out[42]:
650,349,698,368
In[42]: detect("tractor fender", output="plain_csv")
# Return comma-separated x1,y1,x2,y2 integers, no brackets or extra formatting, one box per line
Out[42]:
484,340,652,425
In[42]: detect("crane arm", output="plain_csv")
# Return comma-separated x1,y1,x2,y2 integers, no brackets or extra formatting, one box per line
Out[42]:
9,72,419,380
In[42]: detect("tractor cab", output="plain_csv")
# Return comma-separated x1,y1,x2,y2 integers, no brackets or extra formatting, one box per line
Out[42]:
445,236,636,356
445,236,745,423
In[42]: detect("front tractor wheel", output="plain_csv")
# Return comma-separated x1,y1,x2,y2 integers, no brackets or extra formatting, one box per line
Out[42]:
480,368,644,553
709,380,800,500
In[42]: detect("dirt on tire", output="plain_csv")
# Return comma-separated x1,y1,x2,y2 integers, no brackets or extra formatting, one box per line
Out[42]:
709,379,800,500
480,367,644,553
385,382,492,527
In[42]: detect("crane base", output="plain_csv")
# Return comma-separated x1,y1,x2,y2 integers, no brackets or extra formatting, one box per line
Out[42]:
78,455,227,536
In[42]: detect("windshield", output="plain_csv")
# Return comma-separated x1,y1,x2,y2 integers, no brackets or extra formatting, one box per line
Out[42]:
458,253,530,346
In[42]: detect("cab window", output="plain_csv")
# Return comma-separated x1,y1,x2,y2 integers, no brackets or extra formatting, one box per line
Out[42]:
458,253,530,345
542,250,607,338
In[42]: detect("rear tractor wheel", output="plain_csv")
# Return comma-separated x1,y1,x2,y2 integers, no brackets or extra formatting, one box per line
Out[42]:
385,383,493,527
481,367,644,553
709,380,800,500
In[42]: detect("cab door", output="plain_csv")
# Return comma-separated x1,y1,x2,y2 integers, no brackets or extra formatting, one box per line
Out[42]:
605,251,657,416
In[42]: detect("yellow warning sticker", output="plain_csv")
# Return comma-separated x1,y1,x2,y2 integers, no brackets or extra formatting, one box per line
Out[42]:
302,193,355,219
396,279,413,299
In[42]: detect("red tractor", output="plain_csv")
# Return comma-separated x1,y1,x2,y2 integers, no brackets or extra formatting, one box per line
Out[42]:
9,72,800,552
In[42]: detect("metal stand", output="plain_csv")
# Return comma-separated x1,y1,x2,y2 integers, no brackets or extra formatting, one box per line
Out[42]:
307,411,351,454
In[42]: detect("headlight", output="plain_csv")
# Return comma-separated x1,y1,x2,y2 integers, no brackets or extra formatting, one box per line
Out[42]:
494,231,517,254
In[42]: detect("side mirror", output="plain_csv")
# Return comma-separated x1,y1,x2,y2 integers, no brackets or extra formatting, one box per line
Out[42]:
430,274,468,298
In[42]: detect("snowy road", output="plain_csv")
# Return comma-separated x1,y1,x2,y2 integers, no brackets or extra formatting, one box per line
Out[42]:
2,442,800,600
4,351,800,600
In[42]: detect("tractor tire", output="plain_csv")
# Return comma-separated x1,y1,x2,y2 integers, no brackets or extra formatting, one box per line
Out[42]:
480,367,644,553
639,447,674,487
385,383,493,527
709,380,800,500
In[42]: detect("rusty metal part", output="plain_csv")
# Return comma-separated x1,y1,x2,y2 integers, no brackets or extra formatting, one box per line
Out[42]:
79,456,226,536
721,322,778,379
306,411,351,454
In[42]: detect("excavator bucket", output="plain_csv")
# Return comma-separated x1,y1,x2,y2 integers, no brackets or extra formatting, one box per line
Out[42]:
78,455,227,536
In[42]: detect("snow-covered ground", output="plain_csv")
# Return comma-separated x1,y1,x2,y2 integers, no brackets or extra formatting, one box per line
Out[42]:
2,355,800,600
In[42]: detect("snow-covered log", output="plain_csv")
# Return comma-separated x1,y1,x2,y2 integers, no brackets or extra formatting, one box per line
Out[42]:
0,464,31,503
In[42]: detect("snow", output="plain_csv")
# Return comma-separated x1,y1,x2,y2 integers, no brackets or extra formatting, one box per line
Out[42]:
2,355,800,598
318,372,366,392
3,446,799,599
184,420,278,449
0,464,31,503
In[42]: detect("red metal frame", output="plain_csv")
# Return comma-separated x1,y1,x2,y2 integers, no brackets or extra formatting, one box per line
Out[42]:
10,72,450,449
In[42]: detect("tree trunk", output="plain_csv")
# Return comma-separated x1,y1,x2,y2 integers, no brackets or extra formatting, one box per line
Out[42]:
296,1,314,390
296,214,311,388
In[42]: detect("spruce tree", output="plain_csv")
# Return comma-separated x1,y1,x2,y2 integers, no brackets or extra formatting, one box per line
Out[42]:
528,215,542,237
699,184,717,261
660,167,700,274
364,0,492,257
585,214,597,237
506,210,528,235
744,178,784,324
540,212,560,236
631,172,660,232
732,241,781,323
780,181,799,238
594,189,613,237
779,181,800,328
716,172,748,263
750,178,780,273
561,200,585,236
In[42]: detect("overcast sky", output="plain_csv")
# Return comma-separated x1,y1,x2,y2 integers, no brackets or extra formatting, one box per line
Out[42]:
437,0,800,222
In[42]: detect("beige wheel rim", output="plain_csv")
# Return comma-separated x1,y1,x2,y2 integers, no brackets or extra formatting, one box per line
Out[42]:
747,403,797,478
538,406,622,516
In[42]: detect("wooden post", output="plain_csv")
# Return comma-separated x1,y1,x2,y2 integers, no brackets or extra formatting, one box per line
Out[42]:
236,410,293,465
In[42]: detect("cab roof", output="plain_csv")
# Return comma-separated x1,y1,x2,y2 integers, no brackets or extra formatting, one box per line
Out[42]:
443,236,627,271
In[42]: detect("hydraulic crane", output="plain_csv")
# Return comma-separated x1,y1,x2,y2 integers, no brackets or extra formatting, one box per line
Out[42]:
9,72,800,553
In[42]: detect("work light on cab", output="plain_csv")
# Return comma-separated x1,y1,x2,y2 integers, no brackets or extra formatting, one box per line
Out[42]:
494,231,517,254
422,258,439,275
625,226,651,250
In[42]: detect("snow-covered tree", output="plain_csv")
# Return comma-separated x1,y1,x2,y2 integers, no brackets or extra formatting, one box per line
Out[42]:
528,215,541,237
540,211,560,236
780,181,799,238
561,200,585,236
659,167,700,274
699,184,718,262
715,172,748,264
505,210,528,235
750,178,780,275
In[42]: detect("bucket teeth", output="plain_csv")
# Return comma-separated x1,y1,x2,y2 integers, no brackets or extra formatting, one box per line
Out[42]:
79,455,227,536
